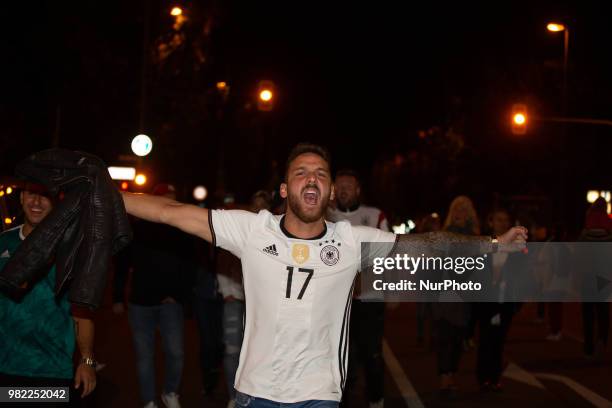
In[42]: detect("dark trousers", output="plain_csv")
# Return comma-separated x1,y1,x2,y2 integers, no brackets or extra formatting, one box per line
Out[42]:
416,302,432,341
582,302,610,355
475,305,515,385
343,300,385,405
465,303,478,341
193,294,224,393
128,302,185,403
0,372,80,407
548,302,564,334
434,319,464,375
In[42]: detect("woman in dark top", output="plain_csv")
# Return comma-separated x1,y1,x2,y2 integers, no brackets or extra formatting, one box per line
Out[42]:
434,196,480,398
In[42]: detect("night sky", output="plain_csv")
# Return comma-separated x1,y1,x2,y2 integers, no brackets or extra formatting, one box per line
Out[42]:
2,1,612,229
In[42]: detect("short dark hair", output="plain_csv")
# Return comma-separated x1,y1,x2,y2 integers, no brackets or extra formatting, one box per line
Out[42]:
251,190,272,207
285,143,331,179
334,169,360,183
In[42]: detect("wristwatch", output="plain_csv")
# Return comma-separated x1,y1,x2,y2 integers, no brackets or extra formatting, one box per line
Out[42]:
491,236,499,253
80,357,98,369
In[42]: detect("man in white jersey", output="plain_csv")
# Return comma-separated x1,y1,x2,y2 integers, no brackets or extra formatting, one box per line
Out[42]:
328,170,388,231
121,143,527,408
327,170,387,408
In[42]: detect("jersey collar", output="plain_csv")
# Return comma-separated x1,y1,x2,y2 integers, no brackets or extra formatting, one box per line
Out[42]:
280,215,327,240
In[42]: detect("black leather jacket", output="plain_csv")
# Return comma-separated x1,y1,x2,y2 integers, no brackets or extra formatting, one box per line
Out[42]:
0,149,132,309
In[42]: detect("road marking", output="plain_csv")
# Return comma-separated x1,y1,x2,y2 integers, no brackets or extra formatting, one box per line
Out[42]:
382,338,425,408
504,361,612,407
503,362,546,389
534,373,612,407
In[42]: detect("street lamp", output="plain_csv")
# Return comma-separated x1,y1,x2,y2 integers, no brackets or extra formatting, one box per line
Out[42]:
546,21,569,112
170,6,186,30
546,23,565,32
134,174,147,186
216,81,230,100
513,113,526,125
256,80,276,111
511,104,528,135
193,185,208,201
259,89,273,102
547,21,570,222
131,134,153,157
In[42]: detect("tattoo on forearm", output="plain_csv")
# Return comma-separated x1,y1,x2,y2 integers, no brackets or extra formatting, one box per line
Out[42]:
395,231,492,257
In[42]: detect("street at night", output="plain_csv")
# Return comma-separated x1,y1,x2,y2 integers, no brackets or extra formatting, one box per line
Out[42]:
87,299,612,407
1,1,612,408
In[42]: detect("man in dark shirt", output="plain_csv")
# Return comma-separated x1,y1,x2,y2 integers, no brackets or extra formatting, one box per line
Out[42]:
113,183,195,408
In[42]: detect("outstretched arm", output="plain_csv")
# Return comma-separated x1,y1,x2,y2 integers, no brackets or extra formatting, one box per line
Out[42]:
121,192,212,243
394,226,528,256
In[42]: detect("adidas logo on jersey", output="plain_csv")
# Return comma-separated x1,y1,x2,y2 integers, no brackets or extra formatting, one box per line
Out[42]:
263,244,278,256
0,250,9,258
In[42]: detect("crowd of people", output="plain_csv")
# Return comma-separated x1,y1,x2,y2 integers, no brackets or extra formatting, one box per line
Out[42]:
0,144,608,408
414,195,611,399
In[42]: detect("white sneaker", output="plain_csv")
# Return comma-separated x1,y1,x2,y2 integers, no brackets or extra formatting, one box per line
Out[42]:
161,392,181,408
144,402,158,408
369,399,384,408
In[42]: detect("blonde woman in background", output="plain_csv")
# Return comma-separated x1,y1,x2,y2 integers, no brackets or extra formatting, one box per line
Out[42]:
433,195,480,399
443,195,481,236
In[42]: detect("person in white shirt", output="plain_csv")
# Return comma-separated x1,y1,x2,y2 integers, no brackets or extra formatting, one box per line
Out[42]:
327,169,388,408
217,190,272,408
120,143,527,408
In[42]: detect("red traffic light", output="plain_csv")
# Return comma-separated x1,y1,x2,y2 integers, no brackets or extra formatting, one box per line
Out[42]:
257,80,275,111
511,104,528,135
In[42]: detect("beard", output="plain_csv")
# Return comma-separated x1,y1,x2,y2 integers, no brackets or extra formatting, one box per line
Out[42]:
337,193,358,209
287,187,330,223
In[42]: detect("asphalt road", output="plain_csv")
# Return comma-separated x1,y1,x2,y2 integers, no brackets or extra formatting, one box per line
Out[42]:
85,298,611,408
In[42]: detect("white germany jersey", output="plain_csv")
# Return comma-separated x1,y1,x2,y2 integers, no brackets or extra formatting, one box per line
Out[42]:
328,205,389,231
209,209,396,402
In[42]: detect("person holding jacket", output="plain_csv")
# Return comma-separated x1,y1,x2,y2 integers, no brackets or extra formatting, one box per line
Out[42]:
0,149,132,309
0,185,97,407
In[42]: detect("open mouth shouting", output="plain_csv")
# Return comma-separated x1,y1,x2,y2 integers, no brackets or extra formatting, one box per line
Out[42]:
302,186,320,206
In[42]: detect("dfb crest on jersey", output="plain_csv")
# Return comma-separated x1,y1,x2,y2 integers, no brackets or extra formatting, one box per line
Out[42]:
292,243,310,264
320,245,340,266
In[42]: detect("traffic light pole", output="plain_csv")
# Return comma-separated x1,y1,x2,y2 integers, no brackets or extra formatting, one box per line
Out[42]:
559,28,569,227
534,116,612,128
